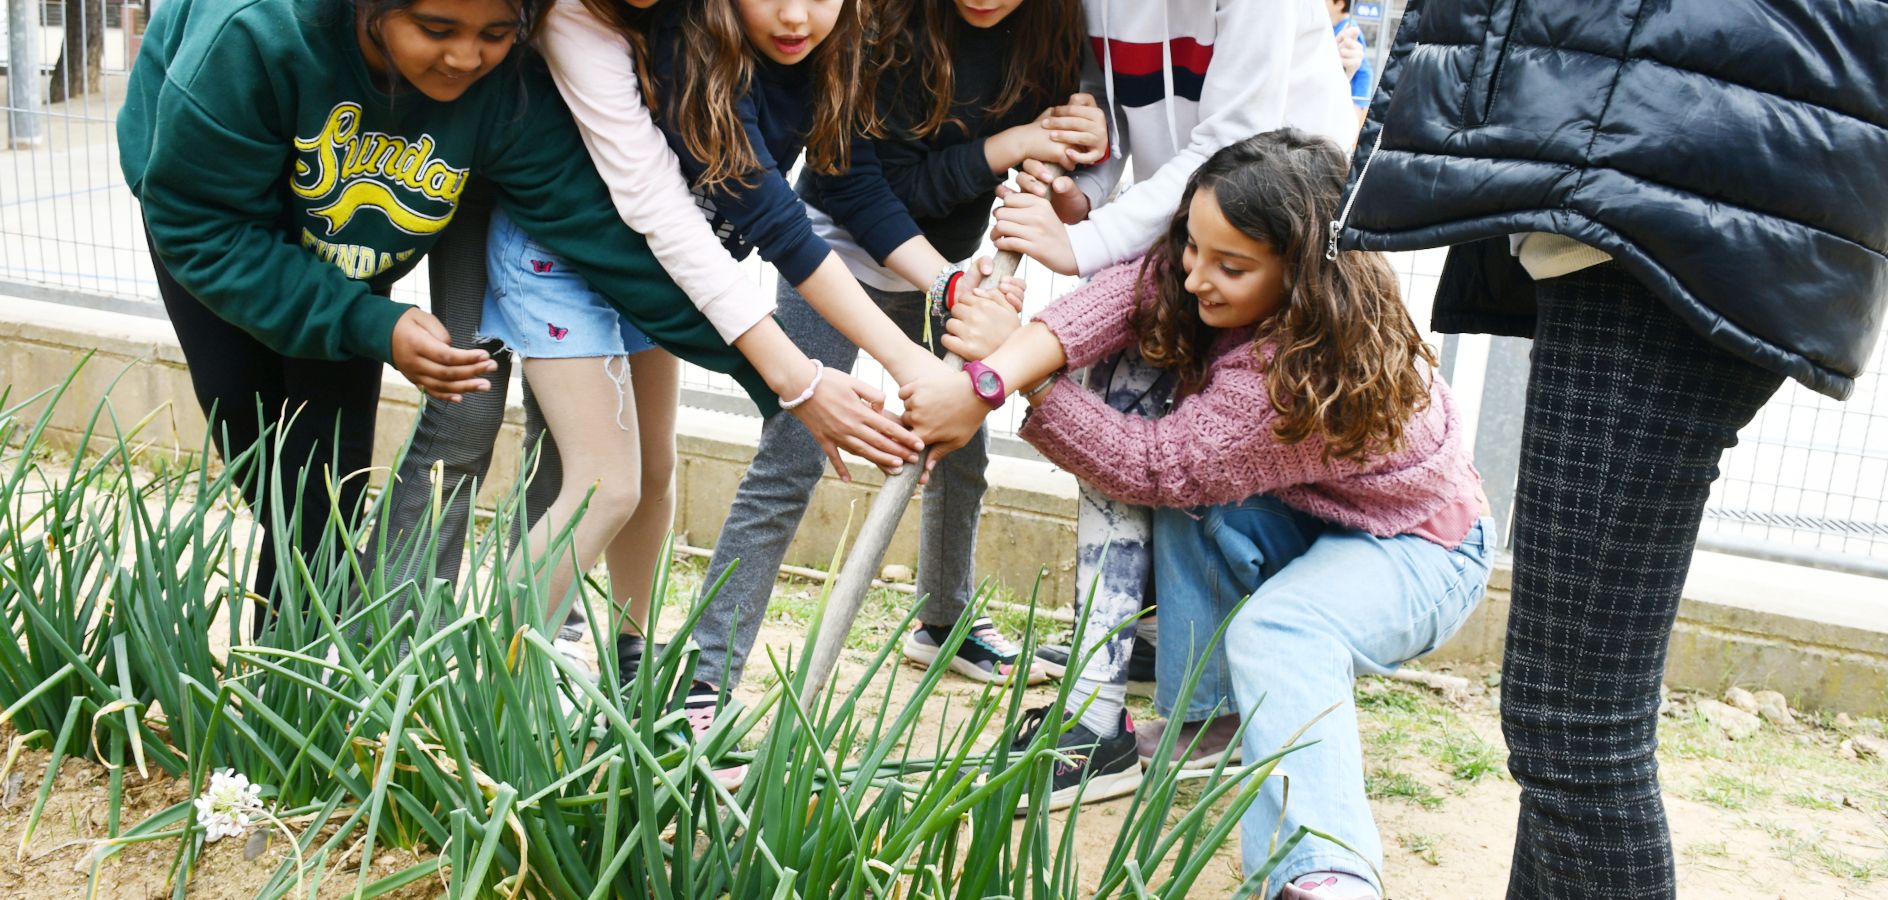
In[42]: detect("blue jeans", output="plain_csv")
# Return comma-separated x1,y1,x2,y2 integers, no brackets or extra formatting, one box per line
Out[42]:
1154,498,1497,892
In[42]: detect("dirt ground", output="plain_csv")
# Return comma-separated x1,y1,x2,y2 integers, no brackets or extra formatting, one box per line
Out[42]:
3,548,1885,898
0,738,438,899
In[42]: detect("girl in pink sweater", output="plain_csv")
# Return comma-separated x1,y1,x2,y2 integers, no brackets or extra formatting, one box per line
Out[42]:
904,130,1492,899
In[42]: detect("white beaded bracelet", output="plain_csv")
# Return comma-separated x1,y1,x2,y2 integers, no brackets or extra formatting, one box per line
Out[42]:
778,360,825,411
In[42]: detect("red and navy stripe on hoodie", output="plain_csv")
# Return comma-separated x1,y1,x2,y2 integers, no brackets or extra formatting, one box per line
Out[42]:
1091,37,1212,108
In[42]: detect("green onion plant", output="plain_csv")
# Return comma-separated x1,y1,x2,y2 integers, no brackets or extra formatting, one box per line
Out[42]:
0,360,1361,898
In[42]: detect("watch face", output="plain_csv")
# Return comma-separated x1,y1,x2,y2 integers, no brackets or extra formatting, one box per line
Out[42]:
976,371,1000,395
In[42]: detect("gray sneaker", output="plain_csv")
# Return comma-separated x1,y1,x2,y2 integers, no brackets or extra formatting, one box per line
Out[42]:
1135,713,1242,770
903,618,1050,685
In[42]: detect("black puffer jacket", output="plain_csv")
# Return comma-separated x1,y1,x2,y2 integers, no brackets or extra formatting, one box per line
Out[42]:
1336,0,1888,399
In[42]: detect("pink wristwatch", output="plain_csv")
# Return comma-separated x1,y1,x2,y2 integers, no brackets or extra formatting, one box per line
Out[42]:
962,361,1006,409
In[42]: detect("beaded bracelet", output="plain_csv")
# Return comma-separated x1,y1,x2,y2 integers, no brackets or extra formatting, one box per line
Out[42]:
926,263,967,320
778,360,825,411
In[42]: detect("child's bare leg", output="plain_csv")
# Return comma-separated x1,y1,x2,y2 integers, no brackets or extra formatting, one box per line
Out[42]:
512,356,643,625
602,348,680,637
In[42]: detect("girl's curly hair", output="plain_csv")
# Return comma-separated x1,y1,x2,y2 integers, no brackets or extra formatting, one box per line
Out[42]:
1134,129,1438,465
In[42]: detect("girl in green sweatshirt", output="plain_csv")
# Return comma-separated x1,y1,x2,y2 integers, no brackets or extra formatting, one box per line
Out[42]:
119,0,918,633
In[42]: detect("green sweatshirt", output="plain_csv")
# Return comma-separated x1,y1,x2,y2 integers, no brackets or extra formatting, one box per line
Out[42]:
118,0,776,413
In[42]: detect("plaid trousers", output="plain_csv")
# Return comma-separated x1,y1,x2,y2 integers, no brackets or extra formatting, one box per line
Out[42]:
1502,262,1782,898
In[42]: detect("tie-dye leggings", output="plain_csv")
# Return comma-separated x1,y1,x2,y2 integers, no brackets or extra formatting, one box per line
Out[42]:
1067,347,1176,694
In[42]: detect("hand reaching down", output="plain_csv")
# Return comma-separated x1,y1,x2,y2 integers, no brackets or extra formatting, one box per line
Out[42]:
786,366,925,482
390,308,496,403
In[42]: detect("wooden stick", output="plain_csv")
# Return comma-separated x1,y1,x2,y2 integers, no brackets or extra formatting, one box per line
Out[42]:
800,166,1062,699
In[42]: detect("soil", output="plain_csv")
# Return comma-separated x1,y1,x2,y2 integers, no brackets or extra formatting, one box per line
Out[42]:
0,729,436,899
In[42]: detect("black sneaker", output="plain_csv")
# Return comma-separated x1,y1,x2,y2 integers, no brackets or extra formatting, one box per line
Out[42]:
1032,641,1157,698
555,604,588,643
995,706,1143,813
1127,638,1157,685
903,618,1050,684
613,634,667,687
1033,644,1072,678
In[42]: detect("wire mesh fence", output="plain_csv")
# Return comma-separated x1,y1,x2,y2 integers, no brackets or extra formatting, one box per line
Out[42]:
1,1,1882,572
1701,338,1888,573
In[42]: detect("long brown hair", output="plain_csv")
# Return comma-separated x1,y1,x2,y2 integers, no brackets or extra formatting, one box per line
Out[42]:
650,0,869,191
577,0,661,108
1134,130,1439,465
866,0,1084,139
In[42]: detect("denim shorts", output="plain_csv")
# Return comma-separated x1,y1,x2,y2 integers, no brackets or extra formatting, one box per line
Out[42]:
478,207,659,359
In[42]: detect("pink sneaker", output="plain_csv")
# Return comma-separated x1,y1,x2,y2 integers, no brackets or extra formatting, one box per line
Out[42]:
682,693,749,791
1277,872,1380,900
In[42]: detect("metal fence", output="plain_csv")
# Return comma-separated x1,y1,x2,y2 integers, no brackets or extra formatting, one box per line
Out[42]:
3,2,1883,575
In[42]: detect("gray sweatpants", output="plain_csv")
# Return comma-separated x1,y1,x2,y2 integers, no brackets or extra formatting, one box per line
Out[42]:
369,185,560,591
691,279,989,688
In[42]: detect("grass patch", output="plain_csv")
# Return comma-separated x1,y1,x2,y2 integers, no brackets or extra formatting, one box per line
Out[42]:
1689,773,1771,811
1427,728,1504,784
1356,679,1506,789
1684,840,1730,860
1786,789,1841,812
1355,682,1424,714
1397,831,1443,866
1814,844,1886,883
1761,821,1814,857
1763,823,1888,884
1366,768,1444,811
1366,719,1413,756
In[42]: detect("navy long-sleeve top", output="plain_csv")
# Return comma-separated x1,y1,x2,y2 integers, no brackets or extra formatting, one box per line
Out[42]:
650,21,921,285
798,16,1042,266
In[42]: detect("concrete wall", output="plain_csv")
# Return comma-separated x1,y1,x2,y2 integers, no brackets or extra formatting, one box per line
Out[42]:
6,296,1886,714
0,296,1081,604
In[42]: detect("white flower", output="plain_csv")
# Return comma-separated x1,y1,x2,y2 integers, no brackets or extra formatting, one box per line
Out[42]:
193,769,265,844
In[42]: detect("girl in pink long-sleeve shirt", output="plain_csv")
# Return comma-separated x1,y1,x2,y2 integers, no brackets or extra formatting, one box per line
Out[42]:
904,129,1493,899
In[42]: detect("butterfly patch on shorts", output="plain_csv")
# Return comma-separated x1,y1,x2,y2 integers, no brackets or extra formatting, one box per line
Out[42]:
530,259,553,274
547,323,570,341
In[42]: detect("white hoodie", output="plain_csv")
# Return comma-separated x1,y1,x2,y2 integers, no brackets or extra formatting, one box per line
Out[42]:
1068,0,1356,277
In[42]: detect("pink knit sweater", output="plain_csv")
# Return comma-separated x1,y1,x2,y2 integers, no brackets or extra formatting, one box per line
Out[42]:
1018,260,1484,548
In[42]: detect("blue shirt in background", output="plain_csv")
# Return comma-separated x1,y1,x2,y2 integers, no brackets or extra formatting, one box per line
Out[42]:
1333,16,1374,109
